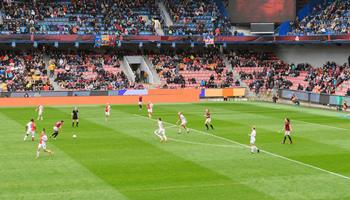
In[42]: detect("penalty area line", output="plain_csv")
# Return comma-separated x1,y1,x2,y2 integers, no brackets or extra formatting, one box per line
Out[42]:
133,114,350,182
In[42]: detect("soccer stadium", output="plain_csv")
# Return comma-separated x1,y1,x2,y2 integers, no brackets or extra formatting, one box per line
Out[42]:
1,0,350,199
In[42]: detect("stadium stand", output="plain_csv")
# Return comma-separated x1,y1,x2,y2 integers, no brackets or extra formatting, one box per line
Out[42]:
229,49,350,95
0,0,161,35
303,61,350,94
163,0,232,35
0,51,52,92
288,0,350,35
228,50,295,94
149,49,234,88
50,51,133,90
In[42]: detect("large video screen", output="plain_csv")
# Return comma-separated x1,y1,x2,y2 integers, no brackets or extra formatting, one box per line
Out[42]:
229,0,296,23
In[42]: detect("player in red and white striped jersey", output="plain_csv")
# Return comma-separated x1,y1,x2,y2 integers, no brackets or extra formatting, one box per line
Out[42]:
204,108,214,131
50,120,64,139
36,128,52,159
105,103,111,121
147,102,153,118
282,118,293,144
24,119,36,141
138,96,143,110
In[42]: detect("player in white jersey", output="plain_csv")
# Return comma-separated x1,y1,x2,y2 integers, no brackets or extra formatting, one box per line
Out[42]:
177,112,189,134
36,105,44,120
24,119,36,141
154,118,167,142
36,128,52,159
249,126,259,153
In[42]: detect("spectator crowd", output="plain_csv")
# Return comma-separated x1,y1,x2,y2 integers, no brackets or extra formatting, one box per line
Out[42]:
289,0,350,35
164,0,232,36
0,50,52,92
149,48,235,88
49,51,133,90
0,0,234,36
0,0,162,35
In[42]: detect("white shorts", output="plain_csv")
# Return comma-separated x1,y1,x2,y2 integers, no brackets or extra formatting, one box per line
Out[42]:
38,111,43,116
26,130,35,136
138,102,142,105
181,121,187,126
155,128,166,137
205,118,212,124
148,109,153,113
38,143,46,150
250,138,255,145
285,131,291,136
53,126,59,132
105,111,110,116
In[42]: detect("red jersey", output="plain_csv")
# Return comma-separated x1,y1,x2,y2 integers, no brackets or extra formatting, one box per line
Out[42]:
55,121,63,128
206,111,211,118
39,135,43,144
285,122,290,131
39,134,47,144
139,96,142,102
32,122,36,131
105,105,110,112
147,103,153,109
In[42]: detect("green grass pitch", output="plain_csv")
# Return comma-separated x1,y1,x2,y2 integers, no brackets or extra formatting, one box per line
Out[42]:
1,102,350,200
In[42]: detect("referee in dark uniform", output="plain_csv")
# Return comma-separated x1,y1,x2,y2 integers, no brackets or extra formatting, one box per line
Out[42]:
72,107,79,127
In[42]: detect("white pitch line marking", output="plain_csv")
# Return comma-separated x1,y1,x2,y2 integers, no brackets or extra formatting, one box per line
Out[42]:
133,114,350,182
294,119,347,131
121,182,236,192
168,137,241,149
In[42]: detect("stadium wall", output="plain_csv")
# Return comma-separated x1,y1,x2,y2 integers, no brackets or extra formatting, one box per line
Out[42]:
0,88,246,107
275,44,350,67
279,89,349,107
226,44,350,67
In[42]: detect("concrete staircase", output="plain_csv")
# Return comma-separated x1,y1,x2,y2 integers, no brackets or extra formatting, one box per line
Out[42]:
121,57,136,82
157,1,173,28
223,55,254,97
143,56,161,85
123,56,160,84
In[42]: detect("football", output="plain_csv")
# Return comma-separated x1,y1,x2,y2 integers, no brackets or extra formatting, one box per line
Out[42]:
72,134,77,139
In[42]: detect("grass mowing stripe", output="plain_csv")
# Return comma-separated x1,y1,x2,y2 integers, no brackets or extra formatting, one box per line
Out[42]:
245,101,350,122
50,107,256,200
293,119,347,131
214,104,349,132
3,103,350,200
0,110,128,200
133,113,350,182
